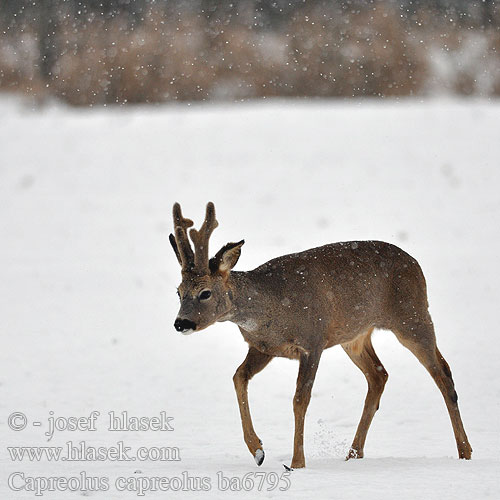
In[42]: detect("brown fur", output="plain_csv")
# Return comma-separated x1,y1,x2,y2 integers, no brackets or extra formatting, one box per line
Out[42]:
171,203,472,468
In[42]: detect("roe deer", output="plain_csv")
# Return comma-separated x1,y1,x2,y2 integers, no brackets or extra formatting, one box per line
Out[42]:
169,202,472,468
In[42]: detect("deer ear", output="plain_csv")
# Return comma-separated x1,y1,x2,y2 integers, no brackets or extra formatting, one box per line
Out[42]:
210,240,245,275
169,233,182,266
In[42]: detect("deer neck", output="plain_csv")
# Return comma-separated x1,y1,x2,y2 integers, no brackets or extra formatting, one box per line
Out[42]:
221,271,268,332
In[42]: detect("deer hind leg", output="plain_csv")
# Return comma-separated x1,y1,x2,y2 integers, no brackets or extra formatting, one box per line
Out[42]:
392,319,472,459
233,347,273,466
342,328,388,460
291,348,322,469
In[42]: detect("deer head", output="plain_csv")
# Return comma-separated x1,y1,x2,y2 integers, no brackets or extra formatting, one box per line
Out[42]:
169,202,244,334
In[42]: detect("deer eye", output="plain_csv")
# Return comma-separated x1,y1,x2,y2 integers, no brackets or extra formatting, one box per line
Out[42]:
199,290,212,301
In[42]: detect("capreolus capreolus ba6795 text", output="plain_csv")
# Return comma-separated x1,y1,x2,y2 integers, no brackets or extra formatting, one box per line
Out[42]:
169,202,472,469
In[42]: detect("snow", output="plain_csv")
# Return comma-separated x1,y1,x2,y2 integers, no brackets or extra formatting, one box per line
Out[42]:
1,98,499,499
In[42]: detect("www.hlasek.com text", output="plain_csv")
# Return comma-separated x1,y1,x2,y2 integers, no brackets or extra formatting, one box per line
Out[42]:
8,440,180,462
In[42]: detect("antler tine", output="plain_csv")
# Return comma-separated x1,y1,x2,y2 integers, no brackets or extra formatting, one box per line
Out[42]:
190,202,219,273
173,202,195,270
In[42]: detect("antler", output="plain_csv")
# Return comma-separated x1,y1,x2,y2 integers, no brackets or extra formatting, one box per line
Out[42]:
172,202,194,270
189,202,219,273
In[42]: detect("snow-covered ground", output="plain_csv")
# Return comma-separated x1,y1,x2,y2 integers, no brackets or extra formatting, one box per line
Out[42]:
1,98,499,499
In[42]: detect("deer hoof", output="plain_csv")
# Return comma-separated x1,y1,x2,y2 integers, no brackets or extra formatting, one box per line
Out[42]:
254,449,265,466
345,448,363,460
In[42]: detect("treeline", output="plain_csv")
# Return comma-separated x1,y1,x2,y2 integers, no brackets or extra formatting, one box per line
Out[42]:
0,0,499,105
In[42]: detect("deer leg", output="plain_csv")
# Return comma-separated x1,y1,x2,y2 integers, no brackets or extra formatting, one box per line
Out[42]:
342,329,388,460
291,348,322,469
233,347,273,466
393,322,472,459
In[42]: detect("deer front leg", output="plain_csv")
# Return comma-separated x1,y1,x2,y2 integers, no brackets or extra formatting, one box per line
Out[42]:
233,347,273,466
291,348,322,469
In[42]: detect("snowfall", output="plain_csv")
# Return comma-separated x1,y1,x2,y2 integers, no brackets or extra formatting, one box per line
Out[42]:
0,97,499,499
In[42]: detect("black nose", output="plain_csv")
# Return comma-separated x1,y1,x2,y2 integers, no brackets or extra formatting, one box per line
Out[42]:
174,318,197,332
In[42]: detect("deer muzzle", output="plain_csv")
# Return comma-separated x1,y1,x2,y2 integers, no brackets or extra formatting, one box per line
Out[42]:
174,318,197,335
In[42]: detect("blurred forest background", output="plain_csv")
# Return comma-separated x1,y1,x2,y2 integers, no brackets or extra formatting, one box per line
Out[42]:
0,0,499,105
